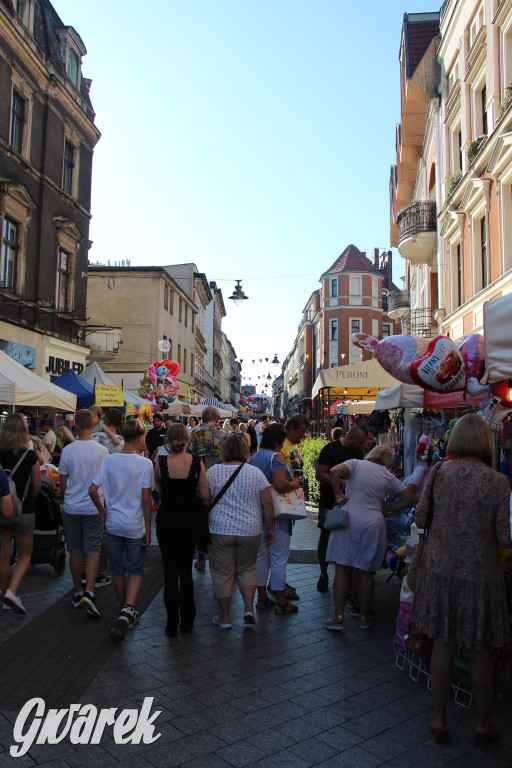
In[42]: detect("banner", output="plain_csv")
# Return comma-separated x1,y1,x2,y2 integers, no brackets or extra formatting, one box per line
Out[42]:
94,384,124,407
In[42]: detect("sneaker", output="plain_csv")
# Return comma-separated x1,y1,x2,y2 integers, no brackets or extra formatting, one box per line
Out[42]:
360,615,374,630
71,593,83,609
317,573,329,592
194,560,206,571
350,605,361,617
3,589,25,615
325,615,345,631
80,592,101,619
122,606,139,629
110,615,129,642
94,574,112,589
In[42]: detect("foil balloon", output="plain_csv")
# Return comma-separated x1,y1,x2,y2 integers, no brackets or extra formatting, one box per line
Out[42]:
490,379,512,407
167,362,180,377
458,333,485,381
350,333,378,354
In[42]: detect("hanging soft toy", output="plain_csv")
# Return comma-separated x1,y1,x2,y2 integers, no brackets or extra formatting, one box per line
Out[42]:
416,434,430,463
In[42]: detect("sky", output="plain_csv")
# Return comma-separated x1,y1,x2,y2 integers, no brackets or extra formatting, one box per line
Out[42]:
52,0,437,393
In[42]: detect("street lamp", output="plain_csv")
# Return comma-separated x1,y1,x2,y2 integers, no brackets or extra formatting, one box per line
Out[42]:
228,280,249,306
271,353,279,366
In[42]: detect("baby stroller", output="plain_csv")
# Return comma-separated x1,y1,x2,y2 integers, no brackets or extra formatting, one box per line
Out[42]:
31,475,66,576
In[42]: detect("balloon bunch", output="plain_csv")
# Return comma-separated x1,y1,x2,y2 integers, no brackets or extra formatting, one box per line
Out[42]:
138,358,180,409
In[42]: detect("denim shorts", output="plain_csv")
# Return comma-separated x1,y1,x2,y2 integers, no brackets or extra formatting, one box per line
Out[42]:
63,513,102,555
107,532,146,576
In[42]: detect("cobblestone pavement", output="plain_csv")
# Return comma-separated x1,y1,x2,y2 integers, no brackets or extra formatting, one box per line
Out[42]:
1,507,511,767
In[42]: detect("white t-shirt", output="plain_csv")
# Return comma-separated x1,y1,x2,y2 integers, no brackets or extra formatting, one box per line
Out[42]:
92,453,154,538
207,463,269,536
59,440,108,515
43,430,57,453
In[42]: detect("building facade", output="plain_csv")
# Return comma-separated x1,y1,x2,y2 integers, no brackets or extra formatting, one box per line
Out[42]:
0,0,100,380
391,1,512,343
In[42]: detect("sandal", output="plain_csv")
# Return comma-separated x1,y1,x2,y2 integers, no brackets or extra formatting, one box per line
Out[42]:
243,610,256,624
325,614,345,631
256,598,276,610
429,723,449,745
474,727,499,748
274,600,299,615
283,584,299,601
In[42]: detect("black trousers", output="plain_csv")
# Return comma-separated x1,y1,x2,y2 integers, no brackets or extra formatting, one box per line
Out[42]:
156,515,197,632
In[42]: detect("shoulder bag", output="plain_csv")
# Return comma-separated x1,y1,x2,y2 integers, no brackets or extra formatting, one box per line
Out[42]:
324,459,359,531
407,462,441,592
1,449,30,528
209,463,244,511
269,453,307,521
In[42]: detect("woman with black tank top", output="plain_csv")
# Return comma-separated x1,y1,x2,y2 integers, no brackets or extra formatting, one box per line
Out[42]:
154,423,209,637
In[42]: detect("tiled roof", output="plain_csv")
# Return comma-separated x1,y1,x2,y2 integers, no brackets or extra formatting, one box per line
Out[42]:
322,244,380,277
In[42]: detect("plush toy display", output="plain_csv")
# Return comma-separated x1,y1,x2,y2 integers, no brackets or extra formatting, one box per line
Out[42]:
139,358,181,409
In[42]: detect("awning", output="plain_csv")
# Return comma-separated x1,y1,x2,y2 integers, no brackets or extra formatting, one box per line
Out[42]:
80,362,155,411
375,383,424,410
312,358,400,400
161,401,192,416
0,350,76,411
52,370,94,408
194,402,232,418
336,400,377,416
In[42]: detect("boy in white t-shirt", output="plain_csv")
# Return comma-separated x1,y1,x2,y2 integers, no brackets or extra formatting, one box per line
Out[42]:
89,419,154,642
59,409,108,618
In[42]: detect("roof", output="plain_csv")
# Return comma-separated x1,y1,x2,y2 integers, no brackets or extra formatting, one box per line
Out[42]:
403,12,440,79
322,244,381,278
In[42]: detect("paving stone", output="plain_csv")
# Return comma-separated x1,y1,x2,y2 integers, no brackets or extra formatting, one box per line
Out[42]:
287,735,338,764
314,745,386,767
215,741,269,767
175,731,228,756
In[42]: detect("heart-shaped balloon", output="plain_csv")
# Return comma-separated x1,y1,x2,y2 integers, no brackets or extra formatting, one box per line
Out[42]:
374,335,431,385
458,333,485,382
410,336,466,392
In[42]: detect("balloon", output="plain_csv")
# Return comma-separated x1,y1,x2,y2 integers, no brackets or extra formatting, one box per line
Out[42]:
158,339,171,353
350,333,378,354
156,365,169,377
160,359,172,369
490,379,512,407
458,333,485,381
478,394,512,431
149,364,157,386
410,336,466,392
167,362,180,377
373,334,430,385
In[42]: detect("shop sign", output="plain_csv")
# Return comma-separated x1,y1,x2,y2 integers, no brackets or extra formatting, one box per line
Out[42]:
45,357,84,375
95,385,124,407
0,340,36,369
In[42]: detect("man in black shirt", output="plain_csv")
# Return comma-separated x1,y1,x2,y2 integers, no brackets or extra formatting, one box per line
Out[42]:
146,413,167,461
315,425,367,591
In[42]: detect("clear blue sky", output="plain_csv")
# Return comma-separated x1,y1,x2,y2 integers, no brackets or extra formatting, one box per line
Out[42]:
53,0,437,391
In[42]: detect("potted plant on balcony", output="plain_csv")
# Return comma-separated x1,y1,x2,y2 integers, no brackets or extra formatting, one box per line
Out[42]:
498,84,512,120
467,135,486,165
446,169,463,200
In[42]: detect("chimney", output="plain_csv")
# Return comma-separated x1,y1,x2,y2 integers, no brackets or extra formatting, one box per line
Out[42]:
373,248,380,269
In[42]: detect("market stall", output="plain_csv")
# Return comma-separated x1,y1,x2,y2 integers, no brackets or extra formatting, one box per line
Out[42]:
52,370,94,408
79,362,154,413
0,349,76,412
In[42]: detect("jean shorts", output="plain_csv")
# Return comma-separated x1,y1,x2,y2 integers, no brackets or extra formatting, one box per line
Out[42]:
107,532,146,576
63,513,102,555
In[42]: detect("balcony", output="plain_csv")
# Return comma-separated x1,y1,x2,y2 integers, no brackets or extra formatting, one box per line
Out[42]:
387,290,410,320
396,201,437,266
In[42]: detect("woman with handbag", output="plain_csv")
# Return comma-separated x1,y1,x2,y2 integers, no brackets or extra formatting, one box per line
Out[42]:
0,413,41,615
206,432,274,628
326,444,411,631
154,423,209,637
410,414,511,748
250,423,302,614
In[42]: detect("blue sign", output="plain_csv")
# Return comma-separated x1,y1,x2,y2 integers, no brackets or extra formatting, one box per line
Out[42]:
0,340,36,369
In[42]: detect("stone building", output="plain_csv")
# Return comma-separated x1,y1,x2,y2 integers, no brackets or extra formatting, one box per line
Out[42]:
0,0,100,380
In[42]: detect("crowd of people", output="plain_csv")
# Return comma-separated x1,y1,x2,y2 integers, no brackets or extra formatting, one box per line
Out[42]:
0,406,510,748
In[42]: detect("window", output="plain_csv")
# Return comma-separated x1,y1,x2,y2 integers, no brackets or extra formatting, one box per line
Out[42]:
1,218,18,291
164,285,169,311
481,217,487,289
349,276,361,295
481,86,487,136
14,0,30,26
331,278,338,297
56,249,69,311
67,50,78,86
456,243,462,307
179,298,183,322
372,278,379,298
351,319,361,334
183,349,187,374
331,319,338,340
184,304,188,327
177,344,181,365
191,353,195,376
63,141,74,195
169,289,174,314
191,313,195,333
382,323,391,338
10,90,25,154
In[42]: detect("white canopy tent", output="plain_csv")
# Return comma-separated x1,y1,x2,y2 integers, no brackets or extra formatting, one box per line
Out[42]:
375,383,424,410
0,350,76,411
193,402,232,418
335,400,376,416
80,362,151,409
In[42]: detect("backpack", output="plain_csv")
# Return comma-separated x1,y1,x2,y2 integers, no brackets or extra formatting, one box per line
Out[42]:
1,449,30,528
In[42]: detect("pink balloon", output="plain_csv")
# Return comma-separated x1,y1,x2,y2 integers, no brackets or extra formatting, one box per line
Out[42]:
350,332,378,353
458,333,485,381
374,335,430,385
